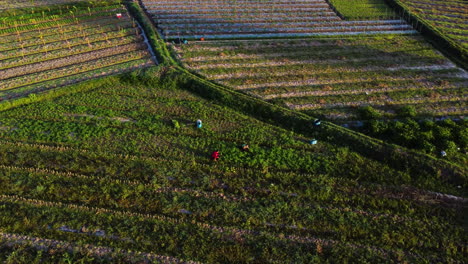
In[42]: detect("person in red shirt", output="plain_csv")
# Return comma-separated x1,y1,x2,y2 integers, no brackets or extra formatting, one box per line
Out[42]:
211,151,220,161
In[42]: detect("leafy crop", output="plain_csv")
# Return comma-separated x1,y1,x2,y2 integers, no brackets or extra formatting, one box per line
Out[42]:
0,68,465,262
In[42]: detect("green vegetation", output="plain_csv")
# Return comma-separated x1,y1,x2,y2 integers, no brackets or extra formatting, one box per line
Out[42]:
358,111,467,163
329,0,397,20
0,0,91,10
0,0,466,262
0,68,466,262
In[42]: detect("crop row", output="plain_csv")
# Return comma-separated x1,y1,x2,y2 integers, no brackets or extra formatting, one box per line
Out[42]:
162,24,413,35
0,0,119,10
0,19,134,49
0,17,133,45
0,59,154,101
175,36,467,120
150,11,338,20
1,195,426,262
0,231,197,264
392,0,467,59
2,43,147,80
0,9,127,36
0,35,142,70
0,4,122,26
1,50,150,91
0,166,462,257
155,16,342,25
309,101,468,120
160,20,408,30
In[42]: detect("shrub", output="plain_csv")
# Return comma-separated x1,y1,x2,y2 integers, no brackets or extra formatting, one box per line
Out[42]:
397,106,417,118
358,106,382,120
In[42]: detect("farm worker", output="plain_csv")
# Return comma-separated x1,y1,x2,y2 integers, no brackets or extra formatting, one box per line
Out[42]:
314,119,321,126
240,144,250,152
183,38,188,44
200,37,205,41
196,119,202,128
211,151,220,161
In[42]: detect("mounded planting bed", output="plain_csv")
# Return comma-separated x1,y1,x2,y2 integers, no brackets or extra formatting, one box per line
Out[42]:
174,36,468,121
142,0,416,39
0,1,155,101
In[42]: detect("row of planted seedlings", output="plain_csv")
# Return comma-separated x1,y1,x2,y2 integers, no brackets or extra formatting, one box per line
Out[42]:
397,0,468,39
0,2,155,101
174,35,467,120
143,0,417,39
0,0,106,10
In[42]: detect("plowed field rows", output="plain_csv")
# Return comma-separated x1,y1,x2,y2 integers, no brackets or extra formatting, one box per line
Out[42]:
0,3,155,101
142,0,417,39
395,0,468,53
175,35,468,120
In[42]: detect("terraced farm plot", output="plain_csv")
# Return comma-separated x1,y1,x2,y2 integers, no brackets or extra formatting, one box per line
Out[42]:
393,0,468,53
174,35,468,120
0,3,155,101
0,0,89,10
0,70,465,262
142,0,416,39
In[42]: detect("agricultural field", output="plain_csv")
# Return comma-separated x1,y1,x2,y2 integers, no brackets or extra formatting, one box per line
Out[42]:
173,35,468,122
0,69,466,262
142,0,416,39
391,0,468,55
0,0,466,262
0,1,155,101
0,0,89,10
329,0,397,20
